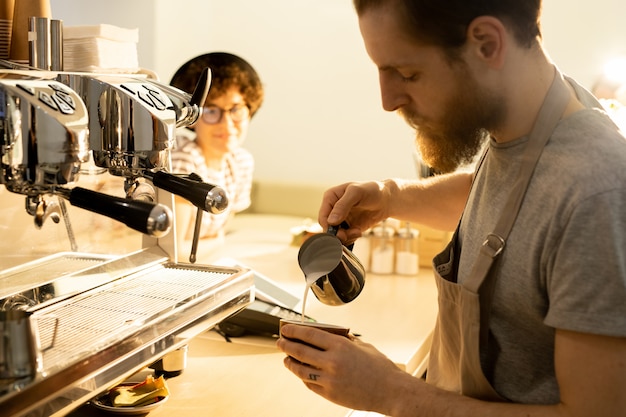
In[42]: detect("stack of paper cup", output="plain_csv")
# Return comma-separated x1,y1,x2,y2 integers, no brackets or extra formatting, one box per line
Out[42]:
9,0,51,63
0,0,15,59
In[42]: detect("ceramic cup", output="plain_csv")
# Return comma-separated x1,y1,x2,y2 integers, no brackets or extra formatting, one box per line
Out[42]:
279,318,350,338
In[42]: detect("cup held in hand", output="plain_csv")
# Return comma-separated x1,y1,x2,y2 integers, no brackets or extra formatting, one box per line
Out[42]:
280,318,350,338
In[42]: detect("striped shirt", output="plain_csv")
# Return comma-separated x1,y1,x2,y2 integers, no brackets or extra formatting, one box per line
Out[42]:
170,129,254,239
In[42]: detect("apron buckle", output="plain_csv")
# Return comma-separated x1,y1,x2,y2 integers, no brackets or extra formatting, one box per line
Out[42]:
481,233,505,258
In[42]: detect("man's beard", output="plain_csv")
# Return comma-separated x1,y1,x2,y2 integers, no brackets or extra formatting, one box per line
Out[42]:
400,71,505,174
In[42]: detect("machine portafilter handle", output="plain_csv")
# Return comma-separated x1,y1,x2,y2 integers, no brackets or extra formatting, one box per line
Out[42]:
56,187,172,237
143,171,229,214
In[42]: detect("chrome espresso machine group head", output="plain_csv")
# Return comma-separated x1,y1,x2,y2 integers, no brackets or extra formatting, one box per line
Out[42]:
57,67,229,260
0,74,89,194
0,66,228,258
0,71,172,239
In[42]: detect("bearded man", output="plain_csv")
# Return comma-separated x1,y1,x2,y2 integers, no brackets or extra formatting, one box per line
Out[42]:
278,1,626,416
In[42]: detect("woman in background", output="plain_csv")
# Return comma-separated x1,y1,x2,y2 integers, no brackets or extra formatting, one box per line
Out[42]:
170,52,264,254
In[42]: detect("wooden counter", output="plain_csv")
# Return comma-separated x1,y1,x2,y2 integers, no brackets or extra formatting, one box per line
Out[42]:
66,214,439,417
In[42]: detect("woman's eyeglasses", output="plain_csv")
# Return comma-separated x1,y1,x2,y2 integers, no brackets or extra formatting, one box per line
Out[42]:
201,104,250,124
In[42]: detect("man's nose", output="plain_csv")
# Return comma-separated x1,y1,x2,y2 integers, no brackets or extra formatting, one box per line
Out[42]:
379,73,410,112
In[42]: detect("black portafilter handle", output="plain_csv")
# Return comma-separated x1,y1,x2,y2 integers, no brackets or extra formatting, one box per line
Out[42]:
143,171,229,214
58,187,172,237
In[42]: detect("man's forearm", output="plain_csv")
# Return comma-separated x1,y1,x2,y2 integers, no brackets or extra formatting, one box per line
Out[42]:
385,171,472,231
383,374,563,417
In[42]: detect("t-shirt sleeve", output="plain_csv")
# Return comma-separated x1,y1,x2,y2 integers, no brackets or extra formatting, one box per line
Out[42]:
545,188,626,337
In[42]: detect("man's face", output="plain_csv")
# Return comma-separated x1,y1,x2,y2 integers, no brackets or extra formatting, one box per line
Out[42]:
359,7,505,173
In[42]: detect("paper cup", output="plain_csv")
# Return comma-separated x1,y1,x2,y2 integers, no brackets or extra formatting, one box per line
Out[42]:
0,0,14,21
0,20,12,59
9,0,51,61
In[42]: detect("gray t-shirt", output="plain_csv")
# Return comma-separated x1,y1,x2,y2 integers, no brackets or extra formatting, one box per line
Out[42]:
457,80,626,403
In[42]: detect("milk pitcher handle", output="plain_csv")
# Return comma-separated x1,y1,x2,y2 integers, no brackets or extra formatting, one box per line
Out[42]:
326,221,354,251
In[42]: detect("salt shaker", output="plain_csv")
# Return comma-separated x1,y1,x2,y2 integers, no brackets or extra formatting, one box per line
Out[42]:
370,222,395,274
395,222,420,275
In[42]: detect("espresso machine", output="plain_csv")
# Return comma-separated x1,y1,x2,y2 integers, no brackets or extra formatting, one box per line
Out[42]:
0,41,254,417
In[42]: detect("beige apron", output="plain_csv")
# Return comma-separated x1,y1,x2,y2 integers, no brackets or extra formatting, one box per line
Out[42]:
425,70,572,400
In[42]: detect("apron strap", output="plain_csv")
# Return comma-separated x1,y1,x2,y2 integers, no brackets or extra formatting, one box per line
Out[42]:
463,69,573,346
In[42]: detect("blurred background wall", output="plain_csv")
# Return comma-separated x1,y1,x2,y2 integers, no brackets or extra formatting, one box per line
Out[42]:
49,0,626,185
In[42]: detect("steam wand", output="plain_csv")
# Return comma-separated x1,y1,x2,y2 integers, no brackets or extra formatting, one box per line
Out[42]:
189,207,203,264
58,198,78,251
30,196,78,251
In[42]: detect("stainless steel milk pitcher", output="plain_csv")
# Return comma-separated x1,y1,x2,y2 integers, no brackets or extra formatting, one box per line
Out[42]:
0,310,59,389
298,224,366,305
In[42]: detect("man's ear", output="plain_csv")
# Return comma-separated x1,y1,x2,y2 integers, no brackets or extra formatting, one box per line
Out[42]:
466,16,507,69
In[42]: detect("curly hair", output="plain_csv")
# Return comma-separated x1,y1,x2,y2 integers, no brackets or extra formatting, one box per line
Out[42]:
170,52,264,117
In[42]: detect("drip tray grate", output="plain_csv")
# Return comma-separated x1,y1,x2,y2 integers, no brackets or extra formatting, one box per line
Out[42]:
0,256,254,417
37,263,247,373
0,253,113,300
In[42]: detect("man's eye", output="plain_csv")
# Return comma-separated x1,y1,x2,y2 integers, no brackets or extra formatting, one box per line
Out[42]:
400,72,419,82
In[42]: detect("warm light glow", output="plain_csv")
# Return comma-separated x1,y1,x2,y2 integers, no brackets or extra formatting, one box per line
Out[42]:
604,55,626,85
599,98,626,133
